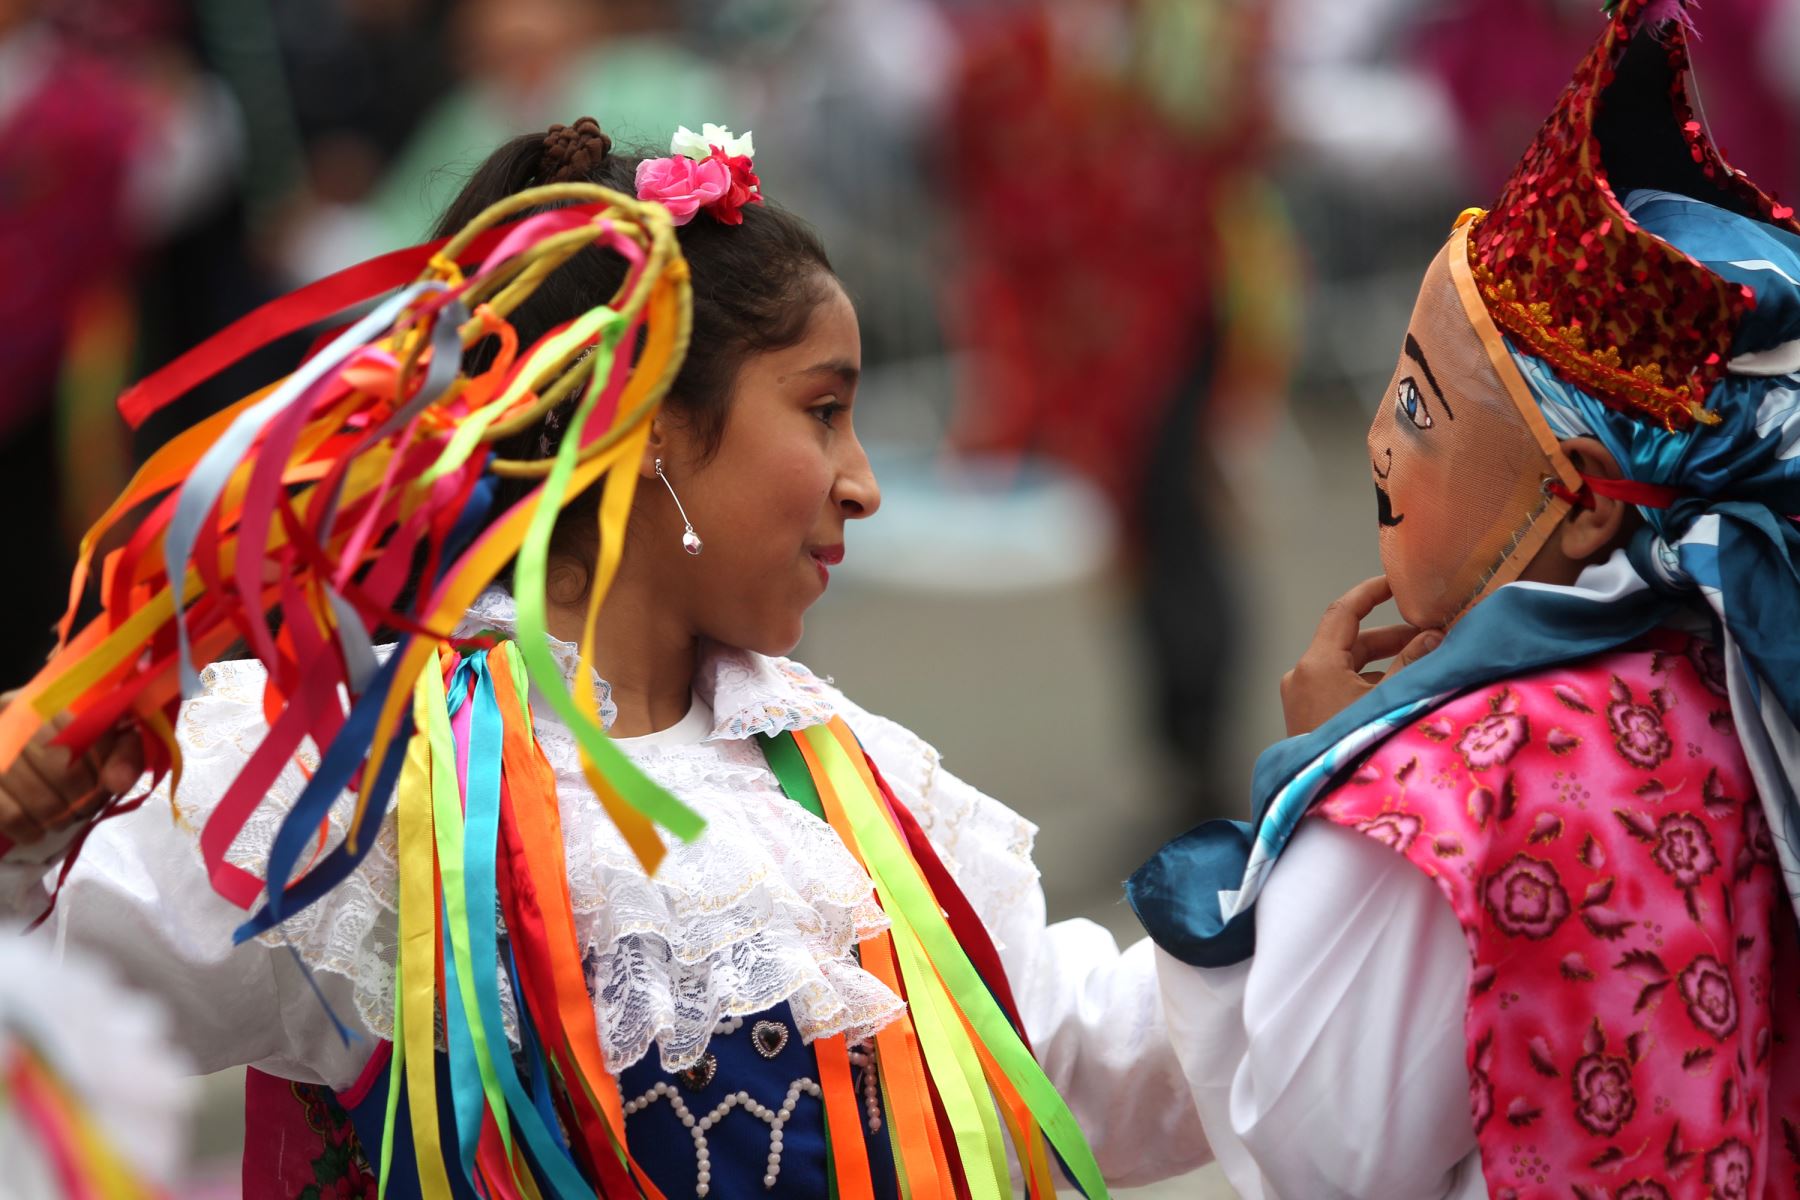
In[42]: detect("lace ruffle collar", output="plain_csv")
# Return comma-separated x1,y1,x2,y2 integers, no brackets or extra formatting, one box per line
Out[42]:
454,588,837,743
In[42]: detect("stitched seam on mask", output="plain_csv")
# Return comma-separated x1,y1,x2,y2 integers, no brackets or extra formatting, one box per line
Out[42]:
1450,489,1557,620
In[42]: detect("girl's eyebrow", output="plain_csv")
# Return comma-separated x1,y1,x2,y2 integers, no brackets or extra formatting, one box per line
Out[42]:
780,360,860,389
1404,332,1454,420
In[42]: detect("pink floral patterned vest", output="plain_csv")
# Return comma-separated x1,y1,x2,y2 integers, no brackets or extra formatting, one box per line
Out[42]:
1316,631,1800,1200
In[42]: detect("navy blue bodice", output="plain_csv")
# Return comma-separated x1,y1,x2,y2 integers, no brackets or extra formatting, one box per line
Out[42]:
340,1002,898,1199
615,1003,898,1200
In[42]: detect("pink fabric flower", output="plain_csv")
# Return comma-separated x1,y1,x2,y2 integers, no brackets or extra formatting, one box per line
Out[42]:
1482,853,1571,939
1356,811,1422,854
1678,954,1739,1040
1651,813,1718,888
634,154,732,226
1457,709,1529,771
1686,637,1728,696
1704,1139,1753,1200
1607,680,1671,768
635,122,764,226
1570,1050,1636,1136
1468,1058,1494,1132
1743,800,1775,865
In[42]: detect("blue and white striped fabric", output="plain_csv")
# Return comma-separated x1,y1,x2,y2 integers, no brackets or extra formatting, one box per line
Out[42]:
1130,191,1800,966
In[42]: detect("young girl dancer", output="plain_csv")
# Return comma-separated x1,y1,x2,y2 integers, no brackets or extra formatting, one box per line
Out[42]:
0,119,1205,1197
1133,3,1800,1196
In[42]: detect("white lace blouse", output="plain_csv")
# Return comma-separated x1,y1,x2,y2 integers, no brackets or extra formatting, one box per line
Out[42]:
0,590,1207,1188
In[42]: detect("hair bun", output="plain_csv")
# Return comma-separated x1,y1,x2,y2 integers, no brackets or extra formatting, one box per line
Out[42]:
539,117,612,184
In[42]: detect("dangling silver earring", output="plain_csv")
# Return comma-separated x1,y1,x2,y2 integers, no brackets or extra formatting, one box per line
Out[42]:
654,458,703,555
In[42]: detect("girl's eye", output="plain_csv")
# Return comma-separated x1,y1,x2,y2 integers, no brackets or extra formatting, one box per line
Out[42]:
811,402,844,427
1395,377,1432,429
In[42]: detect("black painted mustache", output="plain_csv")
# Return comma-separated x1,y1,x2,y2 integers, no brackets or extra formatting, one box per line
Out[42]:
1376,482,1404,527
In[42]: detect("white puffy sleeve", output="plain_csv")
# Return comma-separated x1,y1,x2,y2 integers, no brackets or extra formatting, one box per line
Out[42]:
0,659,377,1089
1155,818,1486,1200
842,704,1211,1188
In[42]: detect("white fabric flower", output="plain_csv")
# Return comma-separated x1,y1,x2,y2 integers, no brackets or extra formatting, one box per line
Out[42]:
671,123,755,162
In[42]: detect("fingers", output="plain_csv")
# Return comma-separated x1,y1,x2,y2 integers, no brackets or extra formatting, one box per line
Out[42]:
16,745,104,831
93,729,146,796
1312,576,1395,653
0,779,51,843
0,691,50,842
0,702,142,846
1349,622,1420,670
0,746,90,841
22,732,97,798
1383,628,1445,678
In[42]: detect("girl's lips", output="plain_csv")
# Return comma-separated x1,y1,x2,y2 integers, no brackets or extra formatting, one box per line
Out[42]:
809,545,844,586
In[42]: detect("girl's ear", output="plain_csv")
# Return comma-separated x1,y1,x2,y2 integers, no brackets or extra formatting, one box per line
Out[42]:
1557,436,1633,562
639,414,669,479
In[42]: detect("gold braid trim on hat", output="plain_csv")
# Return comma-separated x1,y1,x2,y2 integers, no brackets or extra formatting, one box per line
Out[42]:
1465,221,1721,433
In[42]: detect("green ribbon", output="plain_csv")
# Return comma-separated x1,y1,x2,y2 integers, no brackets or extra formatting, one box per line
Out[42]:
798,724,1110,1199
424,660,509,1185
508,311,705,842
759,731,825,821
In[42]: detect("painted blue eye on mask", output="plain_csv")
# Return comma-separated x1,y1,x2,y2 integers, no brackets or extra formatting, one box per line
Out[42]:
1396,376,1432,429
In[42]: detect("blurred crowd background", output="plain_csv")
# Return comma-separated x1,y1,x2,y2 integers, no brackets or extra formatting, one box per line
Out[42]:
1,0,1797,1193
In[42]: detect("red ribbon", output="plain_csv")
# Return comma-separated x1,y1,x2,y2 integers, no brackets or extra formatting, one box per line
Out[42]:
116,203,610,430
863,754,1033,1049
1549,473,1687,511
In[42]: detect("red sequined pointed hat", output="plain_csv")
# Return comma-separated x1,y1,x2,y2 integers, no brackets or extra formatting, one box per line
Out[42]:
1466,0,1799,430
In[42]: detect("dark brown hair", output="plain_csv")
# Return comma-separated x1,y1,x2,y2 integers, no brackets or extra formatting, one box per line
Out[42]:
434,119,836,592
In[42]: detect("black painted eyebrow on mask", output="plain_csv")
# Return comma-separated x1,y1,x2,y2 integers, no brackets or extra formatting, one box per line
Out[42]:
1404,332,1454,420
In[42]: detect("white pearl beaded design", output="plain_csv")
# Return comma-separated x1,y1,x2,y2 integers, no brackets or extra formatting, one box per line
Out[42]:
714,1014,746,1035
848,1044,883,1135
622,1077,824,1196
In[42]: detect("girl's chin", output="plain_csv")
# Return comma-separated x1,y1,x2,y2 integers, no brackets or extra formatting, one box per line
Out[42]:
733,616,806,659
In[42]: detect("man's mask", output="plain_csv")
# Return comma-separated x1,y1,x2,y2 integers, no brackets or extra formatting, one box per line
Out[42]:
1368,223,1583,629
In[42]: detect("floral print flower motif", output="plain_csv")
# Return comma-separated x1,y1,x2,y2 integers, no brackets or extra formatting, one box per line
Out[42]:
1704,1138,1754,1200
1686,637,1729,696
1650,813,1718,889
1356,811,1422,854
1742,801,1776,866
1608,676,1672,769
1469,1031,1495,1133
1482,853,1571,939
1678,955,1739,1041
293,1081,376,1200
1615,1181,1672,1200
1469,1069,1493,1134
1570,1047,1637,1137
1457,690,1530,771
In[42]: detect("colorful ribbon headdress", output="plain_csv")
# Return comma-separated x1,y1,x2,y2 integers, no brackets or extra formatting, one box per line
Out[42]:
0,178,708,929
